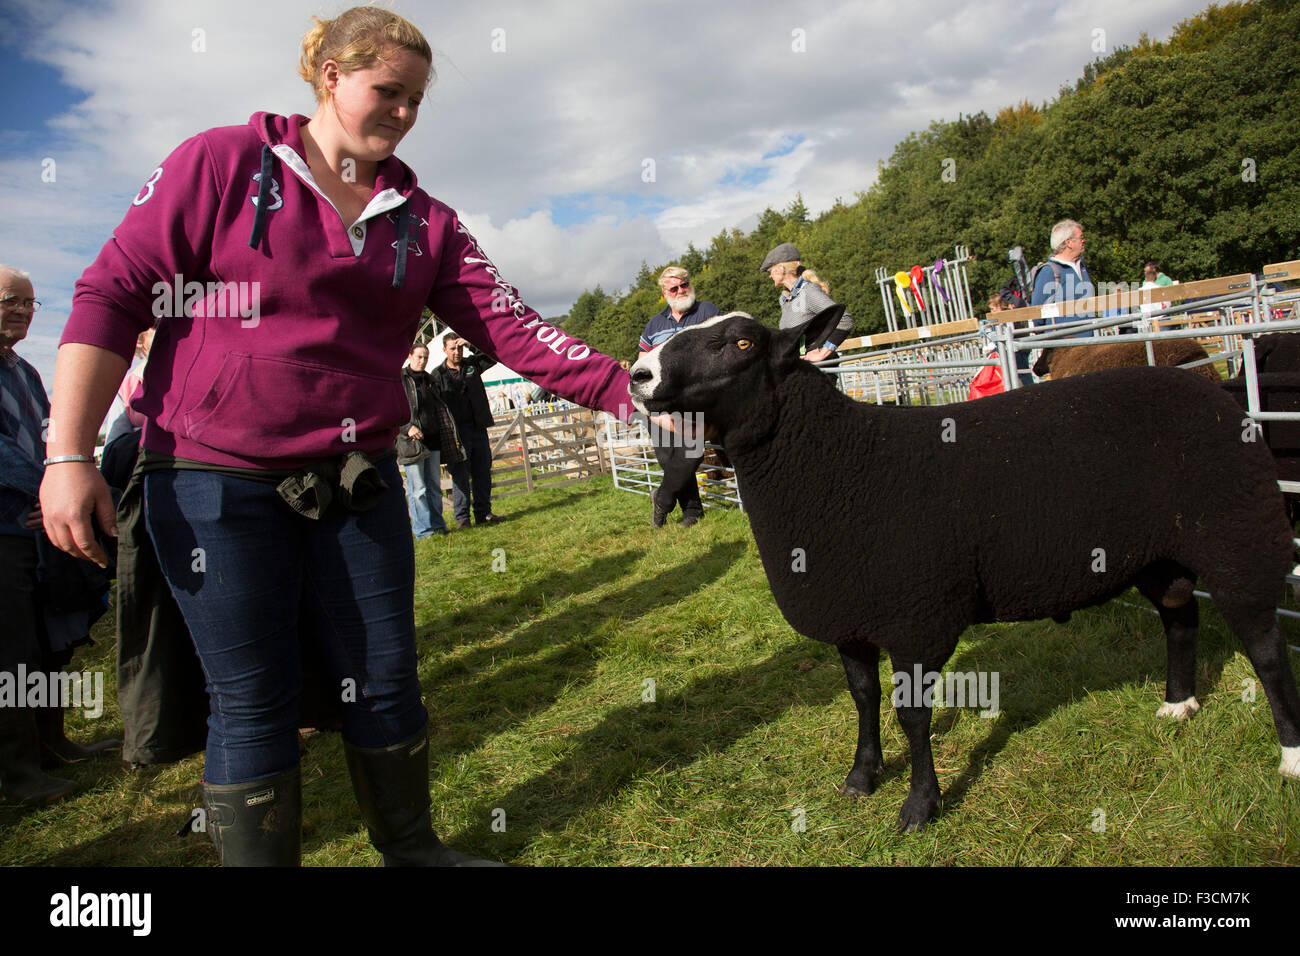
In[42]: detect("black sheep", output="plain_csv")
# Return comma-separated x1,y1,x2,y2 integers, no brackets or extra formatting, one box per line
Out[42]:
1222,373,1300,493
629,306,1300,832
1222,349,1300,526
1252,332,1300,374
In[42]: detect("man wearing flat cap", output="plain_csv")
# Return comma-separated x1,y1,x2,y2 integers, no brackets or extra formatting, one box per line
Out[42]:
638,266,719,527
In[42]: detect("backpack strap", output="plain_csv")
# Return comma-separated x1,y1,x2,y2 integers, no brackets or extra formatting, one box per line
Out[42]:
1030,259,1066,302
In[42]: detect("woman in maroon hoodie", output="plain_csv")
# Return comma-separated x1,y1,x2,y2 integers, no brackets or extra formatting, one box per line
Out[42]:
40,7,632,866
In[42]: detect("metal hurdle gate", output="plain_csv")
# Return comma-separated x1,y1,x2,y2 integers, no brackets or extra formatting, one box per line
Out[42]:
602,415,741,512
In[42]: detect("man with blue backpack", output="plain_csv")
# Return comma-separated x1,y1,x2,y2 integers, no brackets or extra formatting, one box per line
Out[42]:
1030,219,1094,322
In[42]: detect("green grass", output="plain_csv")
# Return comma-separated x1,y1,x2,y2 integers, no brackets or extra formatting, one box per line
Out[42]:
4,474,1299,866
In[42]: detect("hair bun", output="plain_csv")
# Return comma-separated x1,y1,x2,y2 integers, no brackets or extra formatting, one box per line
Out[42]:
297,7,433,103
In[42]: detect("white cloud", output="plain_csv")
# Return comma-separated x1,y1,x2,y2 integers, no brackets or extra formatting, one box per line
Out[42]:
456,208,671,316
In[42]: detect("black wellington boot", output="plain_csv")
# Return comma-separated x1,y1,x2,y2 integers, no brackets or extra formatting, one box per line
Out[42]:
344,732,505,867
203,767,302,866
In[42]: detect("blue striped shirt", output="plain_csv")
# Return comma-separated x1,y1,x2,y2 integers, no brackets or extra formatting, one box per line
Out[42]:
638,300,720,351
0,349,48,537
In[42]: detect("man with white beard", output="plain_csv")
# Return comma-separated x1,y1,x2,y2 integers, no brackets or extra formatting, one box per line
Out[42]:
637,266,719,527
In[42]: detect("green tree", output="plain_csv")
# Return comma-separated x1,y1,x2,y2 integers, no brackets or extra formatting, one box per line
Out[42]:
680,242,707,278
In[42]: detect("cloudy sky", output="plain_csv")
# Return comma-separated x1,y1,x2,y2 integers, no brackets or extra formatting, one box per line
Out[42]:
0,0,1209,389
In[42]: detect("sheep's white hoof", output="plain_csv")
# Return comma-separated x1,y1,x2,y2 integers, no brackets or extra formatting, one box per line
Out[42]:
1155,697,1200,721
1280,746,1300,778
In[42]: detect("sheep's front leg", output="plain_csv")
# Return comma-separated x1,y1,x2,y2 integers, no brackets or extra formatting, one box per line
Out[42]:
891,656,943,832
838,642,884,797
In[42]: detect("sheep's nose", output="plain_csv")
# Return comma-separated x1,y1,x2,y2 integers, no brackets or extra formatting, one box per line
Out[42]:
630,368,654,385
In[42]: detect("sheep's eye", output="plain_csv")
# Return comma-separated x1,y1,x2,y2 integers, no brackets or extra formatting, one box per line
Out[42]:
736,339,752,350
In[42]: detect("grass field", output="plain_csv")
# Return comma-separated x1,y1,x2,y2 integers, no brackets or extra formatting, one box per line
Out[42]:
3,474,1299,866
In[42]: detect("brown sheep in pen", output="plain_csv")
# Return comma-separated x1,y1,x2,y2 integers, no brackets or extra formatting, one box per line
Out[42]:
1032,338,1221,382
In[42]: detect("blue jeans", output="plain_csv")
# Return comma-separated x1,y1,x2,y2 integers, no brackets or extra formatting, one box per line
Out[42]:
402,452,446,536
143,457,427,785
447,422,493,523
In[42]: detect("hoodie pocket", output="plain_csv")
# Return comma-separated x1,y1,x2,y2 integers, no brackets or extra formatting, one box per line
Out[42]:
183,352,407,460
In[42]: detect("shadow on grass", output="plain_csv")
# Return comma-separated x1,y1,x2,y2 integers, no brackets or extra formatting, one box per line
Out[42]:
480,486,610,525
16,764,210,866
414,546,648,652
933,599,1256,823
447,641,850,858
441,595,1270,859
35,814,214,867
419,541,750,755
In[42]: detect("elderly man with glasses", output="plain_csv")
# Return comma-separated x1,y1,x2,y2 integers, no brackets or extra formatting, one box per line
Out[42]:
637,266,719,527
1030,219,1094,322
1,267,110,806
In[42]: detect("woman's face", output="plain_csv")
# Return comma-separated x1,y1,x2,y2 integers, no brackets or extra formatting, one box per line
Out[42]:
409,347,429,371
323,46,431,161
769,265,793,289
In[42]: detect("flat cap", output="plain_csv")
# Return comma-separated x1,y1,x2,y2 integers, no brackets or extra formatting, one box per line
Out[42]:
760,242,800,272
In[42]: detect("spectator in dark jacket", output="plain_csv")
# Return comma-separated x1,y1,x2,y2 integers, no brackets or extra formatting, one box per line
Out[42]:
429,337,502,527
1,266,117,806
399,344,450,537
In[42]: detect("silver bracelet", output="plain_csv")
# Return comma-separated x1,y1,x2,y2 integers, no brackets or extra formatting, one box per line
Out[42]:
43,455,95,465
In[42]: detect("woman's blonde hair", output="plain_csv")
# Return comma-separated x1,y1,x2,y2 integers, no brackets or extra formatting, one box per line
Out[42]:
299,7,434,102
775,260,830,295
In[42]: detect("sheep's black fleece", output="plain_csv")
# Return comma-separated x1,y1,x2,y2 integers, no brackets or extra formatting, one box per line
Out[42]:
730,362,1290,664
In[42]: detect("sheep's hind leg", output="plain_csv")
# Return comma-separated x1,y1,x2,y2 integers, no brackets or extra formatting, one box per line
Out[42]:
1136,565,1201,719
838,643,884,797
1217,603,1300,777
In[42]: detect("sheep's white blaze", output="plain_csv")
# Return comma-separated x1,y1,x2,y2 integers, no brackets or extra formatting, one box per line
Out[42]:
629,312,753,415
1155,696,1200,720
1280,746,1300,777
628,348,662,417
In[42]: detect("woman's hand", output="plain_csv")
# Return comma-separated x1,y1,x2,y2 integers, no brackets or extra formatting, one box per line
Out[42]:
802,347,834,363
41,342,130,567
39,462,116,568
650,412,718,444
408,425,423,439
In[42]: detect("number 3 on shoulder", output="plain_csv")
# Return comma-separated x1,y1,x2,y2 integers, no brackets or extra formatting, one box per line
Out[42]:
133,166,163,206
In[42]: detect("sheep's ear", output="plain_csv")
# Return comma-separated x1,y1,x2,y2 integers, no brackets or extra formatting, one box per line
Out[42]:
778,304,847,359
